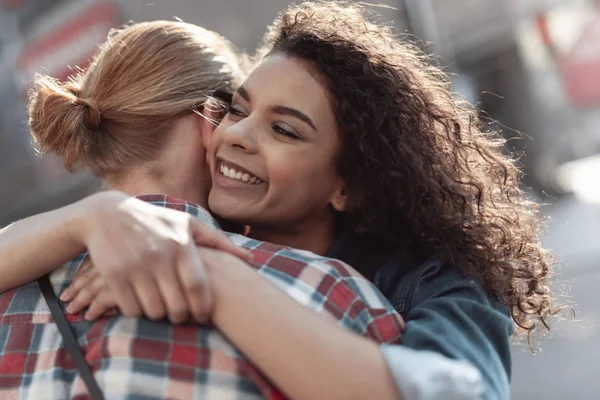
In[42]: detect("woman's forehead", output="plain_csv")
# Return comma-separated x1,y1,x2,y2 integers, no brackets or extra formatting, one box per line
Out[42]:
246,56,324,99
241,55,334,123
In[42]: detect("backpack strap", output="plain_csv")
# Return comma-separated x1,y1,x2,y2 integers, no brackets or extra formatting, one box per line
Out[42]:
37,274,105,400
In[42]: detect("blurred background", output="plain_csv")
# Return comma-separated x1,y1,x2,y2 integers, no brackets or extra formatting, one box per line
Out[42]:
0,0,597,398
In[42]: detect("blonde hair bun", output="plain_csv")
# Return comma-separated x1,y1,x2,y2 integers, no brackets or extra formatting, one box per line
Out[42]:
28,75,94,172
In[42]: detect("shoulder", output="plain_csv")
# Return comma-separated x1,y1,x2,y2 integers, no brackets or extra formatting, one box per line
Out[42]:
379,257,514,399
396,257,515,350
1,256,85,326
233,240,406,344
331,234,514,399
376,256,508,318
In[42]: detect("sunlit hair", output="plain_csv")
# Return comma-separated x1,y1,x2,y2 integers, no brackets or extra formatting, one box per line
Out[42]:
258,0,558,335
28,20,246,176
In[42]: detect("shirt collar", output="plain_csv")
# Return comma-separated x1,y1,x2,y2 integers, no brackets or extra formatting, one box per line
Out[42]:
134,194,220,229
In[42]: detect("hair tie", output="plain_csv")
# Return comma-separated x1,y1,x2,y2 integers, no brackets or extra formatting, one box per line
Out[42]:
76,98,102,128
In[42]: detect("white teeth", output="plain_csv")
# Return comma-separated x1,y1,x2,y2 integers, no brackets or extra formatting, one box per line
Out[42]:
219,162,262,185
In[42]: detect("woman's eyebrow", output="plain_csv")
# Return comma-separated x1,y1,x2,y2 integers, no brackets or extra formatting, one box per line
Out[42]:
271,105,316,131
237,84,316,131
236,86,250,101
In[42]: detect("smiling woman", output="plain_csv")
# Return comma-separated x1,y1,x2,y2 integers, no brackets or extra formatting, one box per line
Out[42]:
207,54,345,255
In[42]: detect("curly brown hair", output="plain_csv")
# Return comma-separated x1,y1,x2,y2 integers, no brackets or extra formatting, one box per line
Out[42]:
258,0,556,333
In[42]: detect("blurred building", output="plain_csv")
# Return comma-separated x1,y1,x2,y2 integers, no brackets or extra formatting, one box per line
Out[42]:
0,0,597,224
0,0,123,225
405,0,600,197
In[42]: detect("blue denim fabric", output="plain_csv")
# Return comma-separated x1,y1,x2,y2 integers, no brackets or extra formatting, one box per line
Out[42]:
327,232,514,400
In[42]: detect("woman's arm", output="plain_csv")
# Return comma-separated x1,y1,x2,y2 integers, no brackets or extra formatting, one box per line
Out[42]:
200,247,401,400
0,191,247,325
202,248,511,400
394,261,513,400
0,198,90,293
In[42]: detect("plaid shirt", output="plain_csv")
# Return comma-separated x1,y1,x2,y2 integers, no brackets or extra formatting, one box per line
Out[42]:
0,194,404,400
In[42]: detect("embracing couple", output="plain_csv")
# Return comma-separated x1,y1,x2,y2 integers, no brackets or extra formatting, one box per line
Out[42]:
0,2,555,400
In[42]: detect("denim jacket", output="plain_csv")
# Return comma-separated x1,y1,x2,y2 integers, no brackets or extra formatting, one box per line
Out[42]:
327,232,514,400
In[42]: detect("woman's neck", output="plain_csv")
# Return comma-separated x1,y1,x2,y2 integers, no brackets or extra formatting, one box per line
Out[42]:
248,221,336,256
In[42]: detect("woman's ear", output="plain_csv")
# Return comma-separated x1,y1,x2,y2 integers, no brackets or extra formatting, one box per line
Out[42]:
330,187,348,212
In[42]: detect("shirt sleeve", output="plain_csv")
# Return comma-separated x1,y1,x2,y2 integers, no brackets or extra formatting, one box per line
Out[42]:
381,345,483,400
380,260,514,400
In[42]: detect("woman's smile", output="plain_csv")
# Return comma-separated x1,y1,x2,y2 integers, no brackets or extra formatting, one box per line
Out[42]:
214,157,267,190
218,157,264,183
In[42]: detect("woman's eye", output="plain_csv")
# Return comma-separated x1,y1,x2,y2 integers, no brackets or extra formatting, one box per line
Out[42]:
228,104,247,118
272,123,300,140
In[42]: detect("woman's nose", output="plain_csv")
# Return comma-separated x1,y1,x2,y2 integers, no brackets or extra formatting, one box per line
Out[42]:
222,117,257,152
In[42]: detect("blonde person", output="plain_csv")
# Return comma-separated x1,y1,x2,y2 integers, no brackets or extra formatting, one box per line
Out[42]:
0,20,404,400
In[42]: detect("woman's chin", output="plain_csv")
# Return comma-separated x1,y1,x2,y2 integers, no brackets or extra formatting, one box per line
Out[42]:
208,197,251,225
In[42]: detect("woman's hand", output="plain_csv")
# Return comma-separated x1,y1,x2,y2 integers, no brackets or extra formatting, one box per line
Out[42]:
63,259,118,320
61,190,248,324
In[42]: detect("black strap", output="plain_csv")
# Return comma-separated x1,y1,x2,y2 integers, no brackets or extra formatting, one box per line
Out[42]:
38,275,105,400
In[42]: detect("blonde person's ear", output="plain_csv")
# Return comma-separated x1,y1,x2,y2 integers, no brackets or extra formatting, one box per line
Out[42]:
204,90,231,124
203,97,226,122
199,114,215,147
200,95,230,145
199,105,218,147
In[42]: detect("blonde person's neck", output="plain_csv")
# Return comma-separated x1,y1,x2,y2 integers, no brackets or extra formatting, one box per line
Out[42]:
105,168,211,210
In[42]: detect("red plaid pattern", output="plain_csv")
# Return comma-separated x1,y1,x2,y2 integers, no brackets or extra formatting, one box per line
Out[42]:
0,195,404,399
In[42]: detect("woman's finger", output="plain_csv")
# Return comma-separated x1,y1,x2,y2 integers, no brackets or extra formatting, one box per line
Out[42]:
191,220,249,260
85,292,119,320
66,275,105,314
131,272,167,321
61,261,97,302
107,273,143,318
177,242,213,323
155,266,190,324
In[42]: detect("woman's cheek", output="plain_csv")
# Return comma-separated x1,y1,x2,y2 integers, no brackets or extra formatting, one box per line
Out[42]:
272,161,309,187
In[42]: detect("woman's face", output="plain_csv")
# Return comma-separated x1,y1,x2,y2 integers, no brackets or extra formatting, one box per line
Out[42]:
206,54,346,231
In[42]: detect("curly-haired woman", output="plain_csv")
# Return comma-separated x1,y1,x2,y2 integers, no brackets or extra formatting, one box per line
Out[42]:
0,2,556,399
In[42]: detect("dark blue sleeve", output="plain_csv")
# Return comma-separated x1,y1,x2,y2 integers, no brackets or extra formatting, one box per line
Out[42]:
398,260,514,400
